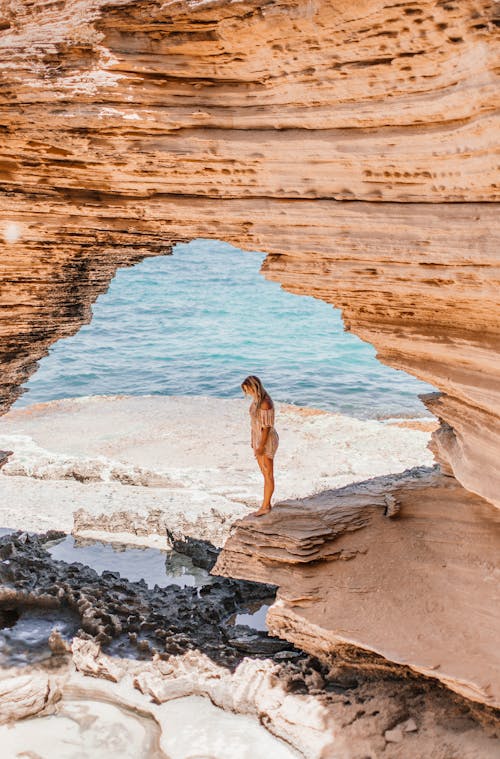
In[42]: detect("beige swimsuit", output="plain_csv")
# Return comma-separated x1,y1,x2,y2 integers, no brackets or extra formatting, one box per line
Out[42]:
249,399,279,459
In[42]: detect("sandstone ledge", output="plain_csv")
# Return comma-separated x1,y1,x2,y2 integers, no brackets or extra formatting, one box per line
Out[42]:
214,468,500,708
0,0,499,732
0,0,499,510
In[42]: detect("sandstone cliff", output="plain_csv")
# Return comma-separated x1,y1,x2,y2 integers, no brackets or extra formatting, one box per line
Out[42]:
1,0,498,507
0,0,499,711
215,467,500,708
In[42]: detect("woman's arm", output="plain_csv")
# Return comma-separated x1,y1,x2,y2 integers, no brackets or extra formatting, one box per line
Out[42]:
258,426,270,452
255,398,273,455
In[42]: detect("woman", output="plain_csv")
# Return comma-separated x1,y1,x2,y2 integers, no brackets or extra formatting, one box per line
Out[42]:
241,375,279,516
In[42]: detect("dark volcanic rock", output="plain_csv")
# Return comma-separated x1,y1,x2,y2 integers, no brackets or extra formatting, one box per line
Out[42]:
0,531,294,670
0,451,13,469
166,529,221,572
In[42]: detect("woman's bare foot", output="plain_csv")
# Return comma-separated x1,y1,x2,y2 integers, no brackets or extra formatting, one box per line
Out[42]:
252,504,272,517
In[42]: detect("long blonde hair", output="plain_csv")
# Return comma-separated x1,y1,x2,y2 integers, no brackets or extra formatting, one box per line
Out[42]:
241,375,271,409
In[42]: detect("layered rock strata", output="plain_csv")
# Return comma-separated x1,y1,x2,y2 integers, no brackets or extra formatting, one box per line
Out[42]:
215,467,500,708
0,0,499,509
1,572,499,757
1,0,500,734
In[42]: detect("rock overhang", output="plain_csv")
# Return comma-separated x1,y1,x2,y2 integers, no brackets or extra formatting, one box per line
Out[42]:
0,0,500,720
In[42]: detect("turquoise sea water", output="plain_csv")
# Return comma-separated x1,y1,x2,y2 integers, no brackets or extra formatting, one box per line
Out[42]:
15,240,433,418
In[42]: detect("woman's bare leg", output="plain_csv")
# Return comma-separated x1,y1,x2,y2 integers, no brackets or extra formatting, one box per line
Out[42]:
252,454,274,516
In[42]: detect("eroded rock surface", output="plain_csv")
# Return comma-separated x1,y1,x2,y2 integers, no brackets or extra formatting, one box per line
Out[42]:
0,0,499,508
0,530,286,668
0,450,12,469
215,468,500,708
0,631,499,758
0,395,435,544
1,3,499,746
0,530,499,756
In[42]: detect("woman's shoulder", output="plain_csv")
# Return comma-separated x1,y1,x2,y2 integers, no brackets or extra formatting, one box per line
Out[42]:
260,395,274,410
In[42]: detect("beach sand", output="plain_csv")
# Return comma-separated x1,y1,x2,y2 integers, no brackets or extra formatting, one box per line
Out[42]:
0,395,435,545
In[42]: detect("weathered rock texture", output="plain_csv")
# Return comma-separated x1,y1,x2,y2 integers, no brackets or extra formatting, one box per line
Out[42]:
0,0,499,509
0,530,285,668
1,0,500,727
1,628,499,757
215,468,500,709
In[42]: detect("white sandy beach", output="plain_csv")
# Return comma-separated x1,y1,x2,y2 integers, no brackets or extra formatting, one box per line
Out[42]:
0,395,435,545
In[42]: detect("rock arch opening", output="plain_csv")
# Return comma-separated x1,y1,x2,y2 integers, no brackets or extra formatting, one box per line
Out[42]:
12,238,434,420
0,0,499,749
0,237,437,537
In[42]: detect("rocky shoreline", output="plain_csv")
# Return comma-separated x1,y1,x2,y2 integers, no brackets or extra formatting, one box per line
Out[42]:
0,397,499,754
0,530,287,668
1,0,499,753
0,530,499,758
0,395,435,543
